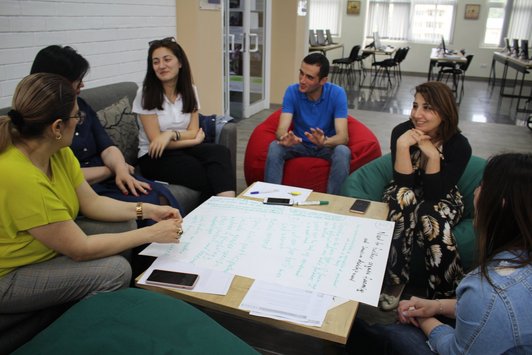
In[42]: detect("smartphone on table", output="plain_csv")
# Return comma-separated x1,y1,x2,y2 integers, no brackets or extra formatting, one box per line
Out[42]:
349,199,371,214
146,269,199,289
263,197,294,206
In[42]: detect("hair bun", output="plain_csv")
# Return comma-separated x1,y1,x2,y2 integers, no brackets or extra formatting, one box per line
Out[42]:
7,109,25,127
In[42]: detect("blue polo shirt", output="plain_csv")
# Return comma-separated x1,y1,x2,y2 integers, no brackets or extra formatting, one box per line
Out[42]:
282,82,347,144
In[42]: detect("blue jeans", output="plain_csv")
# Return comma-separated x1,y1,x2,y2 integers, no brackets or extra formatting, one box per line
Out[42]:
264,141,351,195
348,319,436,355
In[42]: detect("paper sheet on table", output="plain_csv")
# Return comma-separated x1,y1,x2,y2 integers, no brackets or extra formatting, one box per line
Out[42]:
242,181,312,203
239,280,333,327
140,197,394,306
137,256,234,295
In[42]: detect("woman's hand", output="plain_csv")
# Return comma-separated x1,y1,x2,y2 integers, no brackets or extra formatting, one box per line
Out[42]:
397,296,441,327
147,218,184,244
143,204,182,222
114,164,151,196
148,131,174,158
194,127,205,144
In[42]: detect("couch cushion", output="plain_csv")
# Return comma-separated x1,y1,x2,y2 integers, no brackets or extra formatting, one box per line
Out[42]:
96,96,139,166
13,288,258,355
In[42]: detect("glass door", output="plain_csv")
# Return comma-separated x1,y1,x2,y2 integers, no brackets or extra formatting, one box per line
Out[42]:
224,0,270,119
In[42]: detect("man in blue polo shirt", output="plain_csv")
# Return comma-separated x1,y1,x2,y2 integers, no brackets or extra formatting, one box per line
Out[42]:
264,52,350,195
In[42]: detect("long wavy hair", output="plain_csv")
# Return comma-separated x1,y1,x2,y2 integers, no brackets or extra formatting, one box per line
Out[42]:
413,81,460,142
0,73,76,152
475,153,532,281
141,39,197,113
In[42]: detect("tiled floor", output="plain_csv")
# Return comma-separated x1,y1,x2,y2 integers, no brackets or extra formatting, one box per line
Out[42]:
336,70,531,127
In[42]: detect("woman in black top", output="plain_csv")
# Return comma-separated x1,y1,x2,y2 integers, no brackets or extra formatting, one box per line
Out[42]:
379,81,471,310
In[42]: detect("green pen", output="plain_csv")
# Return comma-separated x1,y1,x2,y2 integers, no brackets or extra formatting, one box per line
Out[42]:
296,201,329,206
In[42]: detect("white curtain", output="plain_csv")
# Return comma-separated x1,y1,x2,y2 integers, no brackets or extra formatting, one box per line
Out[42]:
507,0,532,41
366,0,457,42
309,0,343,35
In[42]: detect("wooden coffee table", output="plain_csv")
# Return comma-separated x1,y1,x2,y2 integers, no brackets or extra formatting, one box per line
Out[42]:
136,184,389,345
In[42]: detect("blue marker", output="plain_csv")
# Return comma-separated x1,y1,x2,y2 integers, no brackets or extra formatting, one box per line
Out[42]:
250,189,278,195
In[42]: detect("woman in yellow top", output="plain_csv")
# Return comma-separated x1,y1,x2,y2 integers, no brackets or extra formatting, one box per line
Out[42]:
0,73,182,315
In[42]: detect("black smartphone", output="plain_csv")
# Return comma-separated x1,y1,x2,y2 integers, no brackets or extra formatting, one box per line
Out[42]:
349,199,371,214
263,197,294,206
146,269,199,289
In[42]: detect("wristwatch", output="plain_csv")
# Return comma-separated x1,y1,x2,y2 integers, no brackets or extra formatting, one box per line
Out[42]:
136,202,143,220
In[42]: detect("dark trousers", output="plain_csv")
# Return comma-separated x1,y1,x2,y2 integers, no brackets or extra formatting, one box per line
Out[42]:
138,143,235,198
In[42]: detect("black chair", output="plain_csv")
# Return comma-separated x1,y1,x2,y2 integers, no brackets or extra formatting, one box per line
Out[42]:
332,45,361,86
437,54,474,102
394,47,409,79
370,47,407,87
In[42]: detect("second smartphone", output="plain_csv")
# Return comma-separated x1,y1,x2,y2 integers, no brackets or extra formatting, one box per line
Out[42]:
349,199,371,214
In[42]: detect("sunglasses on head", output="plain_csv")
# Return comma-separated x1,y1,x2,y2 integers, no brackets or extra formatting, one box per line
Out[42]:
148,36,176,47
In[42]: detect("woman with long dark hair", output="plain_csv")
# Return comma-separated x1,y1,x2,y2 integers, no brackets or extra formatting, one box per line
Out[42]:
380,81,472,309
133,37,235,199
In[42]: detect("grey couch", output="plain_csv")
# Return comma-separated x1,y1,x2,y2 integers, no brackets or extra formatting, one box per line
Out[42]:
0,81,237,217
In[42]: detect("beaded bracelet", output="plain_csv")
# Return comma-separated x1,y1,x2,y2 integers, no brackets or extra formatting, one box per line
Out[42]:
435,299,443,314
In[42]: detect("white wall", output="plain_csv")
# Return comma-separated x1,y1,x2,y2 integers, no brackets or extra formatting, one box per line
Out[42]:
0,0,176,108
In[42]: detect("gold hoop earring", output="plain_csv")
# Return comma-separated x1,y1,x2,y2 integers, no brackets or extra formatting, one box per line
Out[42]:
55,134,62,140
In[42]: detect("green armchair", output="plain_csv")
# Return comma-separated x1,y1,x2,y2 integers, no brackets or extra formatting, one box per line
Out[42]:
340,153,486,271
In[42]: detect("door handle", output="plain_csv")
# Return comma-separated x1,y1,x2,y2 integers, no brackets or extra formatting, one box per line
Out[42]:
249,33,259,53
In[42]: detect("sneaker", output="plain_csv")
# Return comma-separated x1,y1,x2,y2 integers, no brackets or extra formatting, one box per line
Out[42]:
378,284,406,311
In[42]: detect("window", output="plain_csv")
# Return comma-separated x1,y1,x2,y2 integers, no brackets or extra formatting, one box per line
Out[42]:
483,0,532,47
484,0,506,46
309,0,342,36
365,0,457,43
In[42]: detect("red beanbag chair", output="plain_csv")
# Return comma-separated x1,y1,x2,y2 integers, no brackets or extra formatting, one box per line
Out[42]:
244,109,382,192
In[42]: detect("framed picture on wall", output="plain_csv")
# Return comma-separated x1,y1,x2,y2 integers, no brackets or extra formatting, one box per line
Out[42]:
347,1,361,15
464,4,480,20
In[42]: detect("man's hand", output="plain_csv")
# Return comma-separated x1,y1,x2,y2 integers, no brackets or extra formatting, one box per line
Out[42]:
304,127,326,147
277,130,302,147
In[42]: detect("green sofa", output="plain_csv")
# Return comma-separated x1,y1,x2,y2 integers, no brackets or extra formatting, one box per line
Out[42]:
340,153,486,271
13,288,258,355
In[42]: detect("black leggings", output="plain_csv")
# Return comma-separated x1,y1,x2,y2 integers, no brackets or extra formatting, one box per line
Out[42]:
138,143,235,198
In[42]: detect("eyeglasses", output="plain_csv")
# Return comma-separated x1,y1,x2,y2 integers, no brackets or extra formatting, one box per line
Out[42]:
148,36,176,47
70,111,86,125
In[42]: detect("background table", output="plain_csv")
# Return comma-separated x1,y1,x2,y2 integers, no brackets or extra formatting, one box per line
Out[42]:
427,48,467,81
309,43,344,57
137,185,389,345
488,51,532,116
